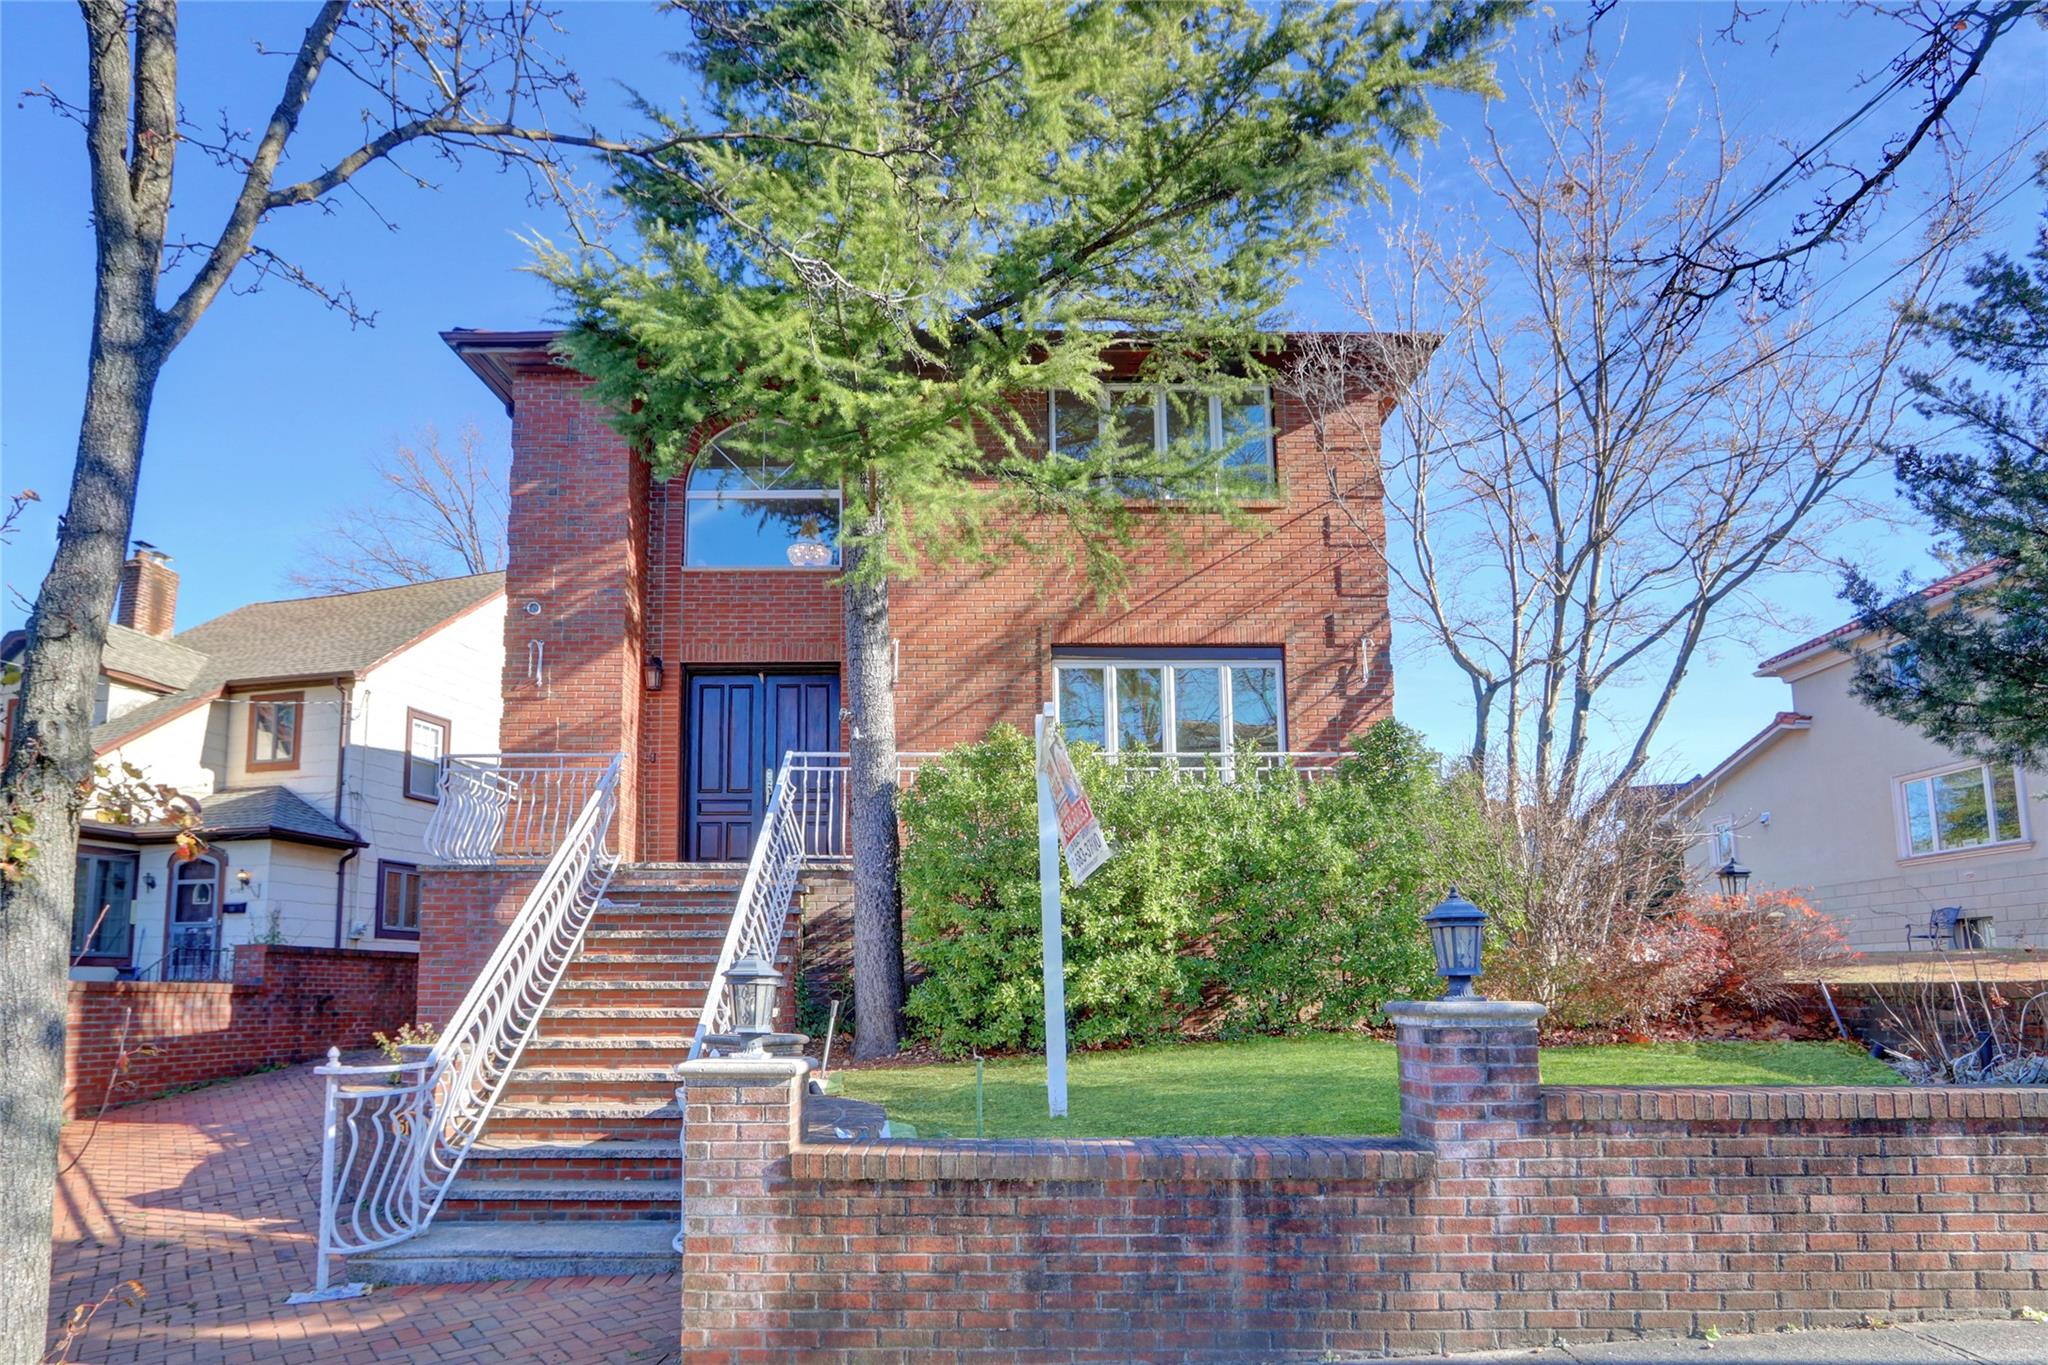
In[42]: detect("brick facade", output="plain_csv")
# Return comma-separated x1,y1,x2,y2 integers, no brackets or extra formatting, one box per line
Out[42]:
466,340,1395,863
63,946,415,1118
675,1004,2048,1362
415,867,537,1026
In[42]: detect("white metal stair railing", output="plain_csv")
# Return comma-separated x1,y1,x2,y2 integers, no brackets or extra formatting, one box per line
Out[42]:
299,753,624,1299
425,753,619,864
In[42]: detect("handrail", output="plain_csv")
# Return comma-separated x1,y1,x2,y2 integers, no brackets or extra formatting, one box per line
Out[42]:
688,754,814,1058
304,753,623,1295
425,753,619,864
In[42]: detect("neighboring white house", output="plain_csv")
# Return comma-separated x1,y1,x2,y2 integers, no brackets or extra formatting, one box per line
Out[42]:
0,546,506,979
1677,561,2043,954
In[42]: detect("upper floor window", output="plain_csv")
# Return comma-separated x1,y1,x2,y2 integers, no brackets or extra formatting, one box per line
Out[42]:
1896,760,2027,858
684,428,841,569
1050,385,1275,490
1052,651,1283,757
247,691,303,771
405,710,450,802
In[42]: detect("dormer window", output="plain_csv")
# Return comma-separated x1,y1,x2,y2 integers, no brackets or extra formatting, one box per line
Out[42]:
247,691,303,771
684,427,841,569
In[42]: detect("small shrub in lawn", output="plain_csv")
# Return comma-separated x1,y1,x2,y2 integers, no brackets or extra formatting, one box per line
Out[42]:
899,720,1522,1055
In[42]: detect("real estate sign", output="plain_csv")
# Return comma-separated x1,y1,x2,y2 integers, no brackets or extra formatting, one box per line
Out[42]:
1033,705,1113,1119
1039,721,1111,885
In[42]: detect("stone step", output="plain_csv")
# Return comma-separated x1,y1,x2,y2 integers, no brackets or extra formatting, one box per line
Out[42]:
554,977,710,993
465,1135,679,1174
438,1178,677,1222
583,927,726,942
520,1037,693,1066
537,1010,699,1039
483,1100,681,1141
345,1219,676,1284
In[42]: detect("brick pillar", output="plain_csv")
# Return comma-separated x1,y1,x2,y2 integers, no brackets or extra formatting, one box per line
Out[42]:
674,1055,809,1354
1385,998,1547,1149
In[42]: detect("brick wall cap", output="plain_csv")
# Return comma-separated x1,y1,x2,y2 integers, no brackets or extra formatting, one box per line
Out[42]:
675,1055,813,1081
1384,999,1548,1028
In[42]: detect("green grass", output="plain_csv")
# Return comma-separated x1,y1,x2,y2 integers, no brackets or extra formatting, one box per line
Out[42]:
831,1035,1900,1139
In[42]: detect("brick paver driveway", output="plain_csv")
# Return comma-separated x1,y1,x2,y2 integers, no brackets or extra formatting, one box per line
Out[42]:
49,1059,678,1364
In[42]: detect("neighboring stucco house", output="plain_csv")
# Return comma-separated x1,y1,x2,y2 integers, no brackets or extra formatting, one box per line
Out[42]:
1,548,507,979
1677,562,2042,954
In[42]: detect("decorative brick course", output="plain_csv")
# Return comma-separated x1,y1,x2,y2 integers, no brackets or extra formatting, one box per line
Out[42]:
676,1005,2048,1362
62,946,415,1118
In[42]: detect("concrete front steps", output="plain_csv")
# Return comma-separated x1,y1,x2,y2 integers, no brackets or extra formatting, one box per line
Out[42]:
346,864,799,1286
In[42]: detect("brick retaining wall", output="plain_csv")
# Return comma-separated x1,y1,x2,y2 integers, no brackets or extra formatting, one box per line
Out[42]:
416,866,539,1026
677,1004,2048,1362
64,945,416,1118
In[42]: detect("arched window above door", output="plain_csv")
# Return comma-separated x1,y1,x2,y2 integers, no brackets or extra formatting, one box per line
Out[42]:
684,427,840,569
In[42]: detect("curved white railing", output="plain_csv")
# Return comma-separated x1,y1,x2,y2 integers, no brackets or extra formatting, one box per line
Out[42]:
305,754,623,1294
425,753,618,864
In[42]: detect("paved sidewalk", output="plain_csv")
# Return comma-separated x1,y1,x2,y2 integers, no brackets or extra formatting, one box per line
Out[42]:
1372,1317,2048,1364
49,1058,678,1364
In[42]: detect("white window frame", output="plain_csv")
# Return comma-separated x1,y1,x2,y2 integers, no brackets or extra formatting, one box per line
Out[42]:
683,428,843,570
1891,759,2031,860
1050,654,1287,757
1047,384,1276,485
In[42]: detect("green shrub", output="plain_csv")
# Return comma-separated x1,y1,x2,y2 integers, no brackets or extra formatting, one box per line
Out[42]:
899,719,1521,1056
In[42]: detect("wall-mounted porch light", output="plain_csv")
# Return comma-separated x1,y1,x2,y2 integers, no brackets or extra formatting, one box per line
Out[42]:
643,656,665,693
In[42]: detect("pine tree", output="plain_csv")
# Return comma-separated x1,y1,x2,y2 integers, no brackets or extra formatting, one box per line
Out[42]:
1844,168,2048,767
541,0,1519,1056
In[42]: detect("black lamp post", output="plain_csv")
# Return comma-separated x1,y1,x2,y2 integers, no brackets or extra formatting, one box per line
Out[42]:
1423,887,1488,999
1716,857,1751,897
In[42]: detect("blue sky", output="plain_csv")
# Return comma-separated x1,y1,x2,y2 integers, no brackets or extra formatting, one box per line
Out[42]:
2,2,2041,777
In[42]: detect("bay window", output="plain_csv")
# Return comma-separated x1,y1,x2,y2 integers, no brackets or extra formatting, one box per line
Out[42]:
1896,761,2028,857
1052,651,1284,757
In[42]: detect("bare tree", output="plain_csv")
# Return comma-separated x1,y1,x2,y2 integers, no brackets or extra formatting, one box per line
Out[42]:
1289,45,2005,815
290,423,508,593
0,5,687,1351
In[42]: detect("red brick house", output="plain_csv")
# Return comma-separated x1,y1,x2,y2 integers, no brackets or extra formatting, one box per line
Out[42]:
329,329,1410,1284
442,328,1400,866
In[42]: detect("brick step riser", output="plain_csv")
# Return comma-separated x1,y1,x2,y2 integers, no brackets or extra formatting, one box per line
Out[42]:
586,918,735,935
480,1117,680,1141
500,1085,681,1109
460,1158,680,1182
436,1201,674,1224
551,983,709,1001
534,1015,701,1038
516,1055,692,1072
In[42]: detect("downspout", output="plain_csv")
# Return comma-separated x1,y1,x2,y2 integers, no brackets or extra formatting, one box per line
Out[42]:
333,679,356,949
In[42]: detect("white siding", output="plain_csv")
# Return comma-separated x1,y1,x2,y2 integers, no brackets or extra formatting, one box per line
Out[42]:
100,700,220,799
223,680,347,801
336,594,507,953
1684,650,2048,953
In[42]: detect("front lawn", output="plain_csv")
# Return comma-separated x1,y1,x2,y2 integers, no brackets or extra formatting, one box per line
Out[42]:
830,1035,1899,1139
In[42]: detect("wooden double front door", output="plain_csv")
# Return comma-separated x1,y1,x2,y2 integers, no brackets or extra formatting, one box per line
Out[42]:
685,672,839,861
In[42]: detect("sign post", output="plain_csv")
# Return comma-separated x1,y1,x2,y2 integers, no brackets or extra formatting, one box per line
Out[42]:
1035,703,1111,1118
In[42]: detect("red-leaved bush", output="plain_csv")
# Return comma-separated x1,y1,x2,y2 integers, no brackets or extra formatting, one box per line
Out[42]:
1493,890,1849,1030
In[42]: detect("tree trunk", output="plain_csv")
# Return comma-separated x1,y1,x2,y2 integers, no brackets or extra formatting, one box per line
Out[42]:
0,240,163,1365
841,511,905,1059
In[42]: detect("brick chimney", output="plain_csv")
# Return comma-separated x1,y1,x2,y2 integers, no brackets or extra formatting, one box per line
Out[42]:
116,542,178,638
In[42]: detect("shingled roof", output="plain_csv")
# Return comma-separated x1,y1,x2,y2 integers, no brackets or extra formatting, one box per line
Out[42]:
100,623,207,691
93,572,504,751
84,786,366,849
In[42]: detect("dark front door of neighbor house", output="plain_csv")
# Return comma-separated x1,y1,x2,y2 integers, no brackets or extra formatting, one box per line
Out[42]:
686,672,839,861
